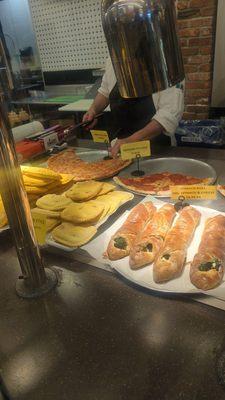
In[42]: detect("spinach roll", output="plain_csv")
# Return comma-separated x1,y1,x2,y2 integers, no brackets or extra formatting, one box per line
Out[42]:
106,202,156,261
130,204,176,269
153,206,201,283
190,215,225,290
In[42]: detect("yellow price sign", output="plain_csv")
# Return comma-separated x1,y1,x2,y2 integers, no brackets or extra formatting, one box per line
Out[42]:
32,212,47,245
171,185,217,200
120,141,151,160
91,130,109,143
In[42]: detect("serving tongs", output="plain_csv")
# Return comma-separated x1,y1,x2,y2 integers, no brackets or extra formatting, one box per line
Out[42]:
25,113,104,143
65,112,104,143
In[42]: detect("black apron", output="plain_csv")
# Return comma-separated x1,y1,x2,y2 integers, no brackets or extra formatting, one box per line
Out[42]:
108,83,170,145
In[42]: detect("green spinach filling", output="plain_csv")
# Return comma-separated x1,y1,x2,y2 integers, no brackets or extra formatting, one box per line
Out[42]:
142,243,153,252
162,253,171,260
114,237,127,250
199,259,221,272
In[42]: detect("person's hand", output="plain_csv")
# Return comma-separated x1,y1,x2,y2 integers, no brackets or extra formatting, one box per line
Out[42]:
82,109,97,130
110,138,127,158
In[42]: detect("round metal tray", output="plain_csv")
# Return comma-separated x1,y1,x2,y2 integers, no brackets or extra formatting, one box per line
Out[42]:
116,157,217,197
118,157,217,180
77,150,109,162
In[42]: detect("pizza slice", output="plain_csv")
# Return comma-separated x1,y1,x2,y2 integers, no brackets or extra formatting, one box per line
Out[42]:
114,173,213,197
47,149,131,181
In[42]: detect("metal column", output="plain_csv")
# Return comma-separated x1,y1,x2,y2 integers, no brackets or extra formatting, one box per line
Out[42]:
0,102,57,298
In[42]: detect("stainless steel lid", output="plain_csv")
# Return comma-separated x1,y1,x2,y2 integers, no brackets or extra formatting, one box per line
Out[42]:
102,0,185,98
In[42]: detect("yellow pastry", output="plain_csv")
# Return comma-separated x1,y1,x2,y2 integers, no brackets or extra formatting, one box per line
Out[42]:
0,198,7,228
97,182,116,196
36,194,73,211
46,218,61,233
52,223,97,247
21,166,61,181
22,175,52,187
61,200,104,224
65,181,103,201
31,207,61,218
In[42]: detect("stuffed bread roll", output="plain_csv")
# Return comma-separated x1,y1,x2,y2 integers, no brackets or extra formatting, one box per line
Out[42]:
106,202,156,261
153,206,201,283
130,204,176,269
190,215,225,290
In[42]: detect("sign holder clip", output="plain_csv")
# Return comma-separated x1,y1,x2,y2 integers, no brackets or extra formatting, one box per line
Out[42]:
103,140,111,160
131,153,145,177
174,195,190,212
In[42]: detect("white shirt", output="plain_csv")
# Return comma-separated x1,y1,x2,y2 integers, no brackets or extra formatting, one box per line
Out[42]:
98,58,184,136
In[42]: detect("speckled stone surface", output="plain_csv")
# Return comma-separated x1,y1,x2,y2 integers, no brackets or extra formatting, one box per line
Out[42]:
2,143,225,400
1,230,225,400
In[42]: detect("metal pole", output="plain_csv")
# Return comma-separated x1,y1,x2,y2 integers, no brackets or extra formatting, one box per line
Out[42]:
0,102,57,298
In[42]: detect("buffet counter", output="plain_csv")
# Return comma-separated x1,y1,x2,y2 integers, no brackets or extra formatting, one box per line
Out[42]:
1,143,225,400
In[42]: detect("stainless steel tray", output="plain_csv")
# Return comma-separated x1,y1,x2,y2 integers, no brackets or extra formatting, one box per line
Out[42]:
118,157,217,181
77,150,109,162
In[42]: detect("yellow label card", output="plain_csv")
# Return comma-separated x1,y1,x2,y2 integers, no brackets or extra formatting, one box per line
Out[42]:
120,141,151,160
171,185,217,200
91,130,109,143
32,212,47,245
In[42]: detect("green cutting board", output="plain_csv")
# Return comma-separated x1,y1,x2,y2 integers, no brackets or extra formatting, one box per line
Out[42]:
44,95,84,104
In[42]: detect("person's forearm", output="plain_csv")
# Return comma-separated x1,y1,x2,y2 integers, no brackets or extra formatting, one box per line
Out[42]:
89,93,109,115
125,119,164,143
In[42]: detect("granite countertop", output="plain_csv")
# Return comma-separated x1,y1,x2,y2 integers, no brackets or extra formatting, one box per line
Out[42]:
1,143,225,400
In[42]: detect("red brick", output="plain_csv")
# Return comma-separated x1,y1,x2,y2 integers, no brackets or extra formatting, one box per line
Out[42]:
187,54,212,64
184,65,198,73
189,0,216,7
177,0,215,118
180,39,188,47
185,88,211,97
196,113,210,119
198,97,210,105
183,112,199,120
179,27,200,37
181,47,199,56
178,20,190,29
181,17,214,28
189,37,212,47
198,64,212,72
199,46,213,55
186,72,211,81
185,81,212,89
200,27,212,36
201,7,217,17
186,105,210,113
177,1,190,10
188,38,201,47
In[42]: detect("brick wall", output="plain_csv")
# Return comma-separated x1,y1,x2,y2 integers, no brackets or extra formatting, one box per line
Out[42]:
177,0,218,119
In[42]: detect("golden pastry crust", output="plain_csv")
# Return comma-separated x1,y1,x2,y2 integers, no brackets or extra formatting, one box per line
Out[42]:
47,149,131,181
130,204,176,269
190,215,225,290
106,202,156,261
153,206,201,283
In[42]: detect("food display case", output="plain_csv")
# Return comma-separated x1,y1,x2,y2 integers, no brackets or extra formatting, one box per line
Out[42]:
2,138,225,399
1,1,225,400
1,139,225,301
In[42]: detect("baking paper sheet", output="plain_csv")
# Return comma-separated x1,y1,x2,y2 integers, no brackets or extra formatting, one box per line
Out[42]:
83,197,225,300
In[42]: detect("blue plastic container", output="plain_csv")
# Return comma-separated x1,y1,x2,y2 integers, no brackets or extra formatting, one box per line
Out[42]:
174,119,225,148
